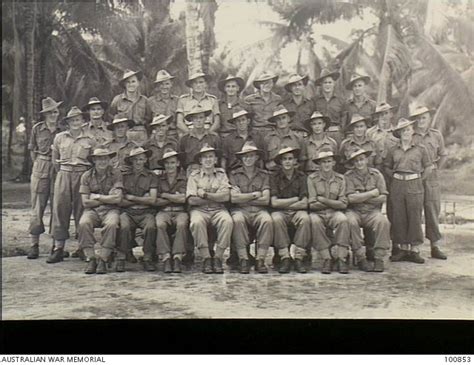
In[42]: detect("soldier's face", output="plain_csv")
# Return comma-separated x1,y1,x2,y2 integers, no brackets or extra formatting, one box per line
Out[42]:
417,112,431,130
125,76,139,93
319,157,335,172
114,123,128,137
352,80,366,96
191,77,207,93
164,156,179,172
353,121,367,137
68,115,84,131
44,109,60,123
241,151,258,167
290,81,305,96
400,125,414,140
93,156,110,171
152,122,168,137
280,153,296,170
132,154,147,169
378,110,392,127
310,118,325,134
235,115,250,132
158,80,172,94
353,154,368,171
259,79,274,93
191,113,206,129
200,151,217,169
89,105,104,120
322,77,335,93
276,114,290,129
224,80,240,96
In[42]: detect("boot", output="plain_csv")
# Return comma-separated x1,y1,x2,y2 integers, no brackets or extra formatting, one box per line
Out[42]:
126,250,138,264
226,251,240,270
255,259,268,274
202,258,213,274
27,245,39,260
294,259,307,273
163,258,173,273
278,257,291,273
182,251,195,269
173,258,182,273
406,251,425,264
213,258,224,274
373,259,384,272
46,248,64,264
321,259,332,274
358,258,373,272
390,250,408,262
431,246,447,260
366,248,375,261
338,259,349,274
272,252,281,269
96,259,107,274
115,259,126,272
84,258,97,274
239,259,250,274
143,260,157,272
71,248,86,261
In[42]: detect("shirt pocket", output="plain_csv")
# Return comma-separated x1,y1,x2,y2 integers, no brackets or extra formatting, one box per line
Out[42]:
77,144,92,160
37,134,52,152
329,182,340,200
137,178,151,195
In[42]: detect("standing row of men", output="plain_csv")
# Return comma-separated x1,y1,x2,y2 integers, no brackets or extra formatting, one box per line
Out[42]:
27,67,448,275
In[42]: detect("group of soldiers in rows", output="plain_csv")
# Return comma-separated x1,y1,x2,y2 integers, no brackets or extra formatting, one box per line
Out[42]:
26,67,448,275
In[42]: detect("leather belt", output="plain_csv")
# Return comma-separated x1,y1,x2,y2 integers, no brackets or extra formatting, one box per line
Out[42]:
37,155,52,161
162,206,185,212
60,165,89,172
327,126,341,132
393,173,421,181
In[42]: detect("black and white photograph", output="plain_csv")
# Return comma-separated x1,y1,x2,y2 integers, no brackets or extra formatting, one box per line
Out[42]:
2,0,473,321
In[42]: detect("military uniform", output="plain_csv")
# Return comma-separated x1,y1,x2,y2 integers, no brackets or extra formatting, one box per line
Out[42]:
314,94,347,144
243,92,282,133
186,168,233,259
83,121,113,145
51,130,96,241
346,96,376,123
339,136,380,169
282,96,315,128
78,166,122,261
344,168,391,261
176,92,220,130
367,126,399,178
117,168,158,261
413,128,447,246
229,167,273,261
148,94,179,137
144,137,179,170
155,171,189,261
222,131,264,171
305,134,338,173
218,97,247,138
263,129,307,170
104,137,137,171
178,130,221,170
28,122,62,237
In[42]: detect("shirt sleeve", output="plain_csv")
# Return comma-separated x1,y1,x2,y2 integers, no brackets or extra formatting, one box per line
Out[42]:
307,176,317,199
261,172,270,191
337,178,348,205
176,97,185,114
216,172,231,193
299,174,308,199
150,173,159,189
186,175,198,198
52,134,60,153
109,95,119,117
420,145,433,169
374,170,388,195
344,174,357,196
437,132,447,157
79,171,91,195
212,98,220,116
112,171,124,191
28,126,37,151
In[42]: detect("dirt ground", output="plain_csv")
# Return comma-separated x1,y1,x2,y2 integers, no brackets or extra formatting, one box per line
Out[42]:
2,182,473,319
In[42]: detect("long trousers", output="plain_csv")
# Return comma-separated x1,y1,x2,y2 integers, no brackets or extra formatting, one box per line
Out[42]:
156,211,189,257
390,178,424,246
309,210,349,251
29,158,55,236
424,170,442,244
118,211,157,260
271,210,310,259
78,208,120,260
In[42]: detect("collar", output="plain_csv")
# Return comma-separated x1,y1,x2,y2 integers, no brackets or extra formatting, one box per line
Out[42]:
315,170,336,182
220,97,242,107
286,95,311,105
64,130,86,140
190,91,211,101
91,166,113,179
414,128,430,137
255,91,279,101
349,135,370,145
126,168,149,177
152,93,177,101
309,133,331,144
121,92,145,102
396,140,417,149
349,95,369,104
160,170,186,181
200,167,217,178
87,120,107,130
189,129,210,139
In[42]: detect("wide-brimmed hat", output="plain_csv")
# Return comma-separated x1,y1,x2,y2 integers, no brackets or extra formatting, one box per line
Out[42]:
344,148,372,165
107,116,135,131
228,109,253,124
193,144,221,164
291,122,309,133
82,97,108,112
39,97,63,114
119,69,143,88
284,74,309,92
408,105,436,120
235,141,263,160
273,146,300,164
268,107,295,124
185,71,212,88
124,146,152,164
217,75,245,93
345,114,371,132
157,148,185,166
253,72,279,88
314,68,340,86
150,114,173,127
345,73,371,90
62,106,85,123
312,149,339,164
184,105,213,122
392,118,417,138
372,102,397,117
303,111,331,132
154,69,175,84
87,147,116,163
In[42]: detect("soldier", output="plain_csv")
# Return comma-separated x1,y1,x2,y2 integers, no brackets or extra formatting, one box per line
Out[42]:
153,148,189,273
144,114,178,172
264,107,307,172
81,97,113,145
27,97,63,259
282,74,315,131
117,147,158,272
217,75,247,139
78,148,122,274
345,73,376,142
243,72,282,135
110,69,152,145
148,70,179,138
178,105,222,172
104,116,137,172
48,106,96,263
313,69,347,145
222,109,265,172
186,145,233,274
307,150,354,274
411,106,448,260
270,146,311,274
344,149,391,273
176,72,220,134
303,111,338,173
384,118,433,264
229,142,273,274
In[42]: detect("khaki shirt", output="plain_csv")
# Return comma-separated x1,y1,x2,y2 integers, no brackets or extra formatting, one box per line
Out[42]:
339,136,380,167
83,120,113,145
282,96,315,126
104,138,137,171
270,170,308,200
384,141,433,174
29,122,62,157
229,167,270,212
413,128,447,167
186,167,230,211
314,94,347,129
148,94,179,132
367,125,399,160
52,130,96,167
79,166,123,211
110,93,152,126
218,97,248,135
176,92,220,129
244,91,282,129
178,130,221,168
264,128,307,163
122,168,158,213
222,131,265,171
144,136,179,170
346,96,376,122
307,171,348,209
157,171,187,210
306,134,338,172
345,168,387,213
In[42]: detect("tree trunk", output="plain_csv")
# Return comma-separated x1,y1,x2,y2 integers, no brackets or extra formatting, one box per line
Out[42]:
199,0,217,74
185,0,203,76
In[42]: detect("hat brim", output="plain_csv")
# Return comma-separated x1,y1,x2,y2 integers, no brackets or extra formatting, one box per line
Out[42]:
284,75,309,92
107,119,135,131
82,101,108,112
150,115,173,127
314,71,340,86
228,112,254,124
253,75,279,88
193,149,221,164
62,112,86,123
268,110,296,124
119,71,143,88
184,109,212,122
157,152,185,167
273,148,300,164
124,150,152,165
40,100,63,114
344,150,372,166
235,149,263,160
345,117,371,132
346,76,371,90
88,151,117,163
312,154,340,164
303,115,331,132
185,74,212,88
392,119,418,138
408,109,436,120
372,105,397,117
218,77,245,93
154,75,175,84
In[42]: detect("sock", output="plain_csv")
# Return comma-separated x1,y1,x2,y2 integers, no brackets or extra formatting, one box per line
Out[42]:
31,235,40,246
337,245,348,259
237,248,248,260
55,240,65,250
161,253,171,262
199,247,211,259
319,249,331,260
256,248,268,261
173,253,183,261
214,246,225,260
278,248,290,259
